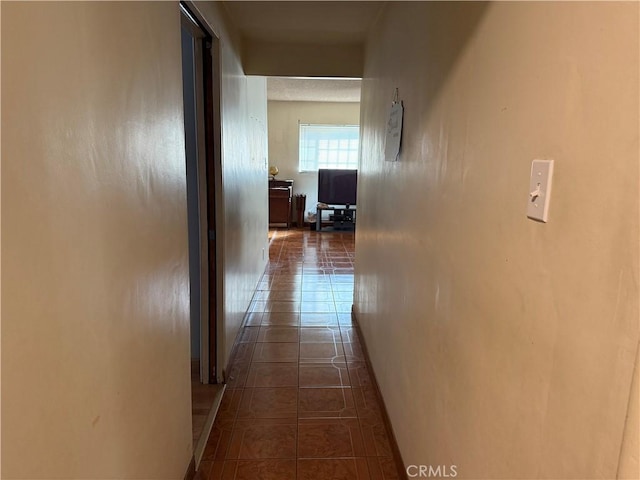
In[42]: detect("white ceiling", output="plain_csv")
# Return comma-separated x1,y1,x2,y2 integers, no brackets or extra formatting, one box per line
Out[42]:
267,77,361,102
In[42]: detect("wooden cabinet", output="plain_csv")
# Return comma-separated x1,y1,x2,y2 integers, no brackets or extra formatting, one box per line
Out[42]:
269,179,293,228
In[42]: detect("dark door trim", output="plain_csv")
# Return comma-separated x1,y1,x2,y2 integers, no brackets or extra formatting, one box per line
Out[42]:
180,1,224,383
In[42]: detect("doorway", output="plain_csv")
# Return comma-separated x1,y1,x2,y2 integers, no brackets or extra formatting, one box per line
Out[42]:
180,1,224,466
181,2,212,384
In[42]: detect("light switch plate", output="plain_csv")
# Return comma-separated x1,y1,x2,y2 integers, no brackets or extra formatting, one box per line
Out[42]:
527,159,554,222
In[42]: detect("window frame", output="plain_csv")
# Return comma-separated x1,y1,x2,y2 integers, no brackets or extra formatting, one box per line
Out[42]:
298,123,360,173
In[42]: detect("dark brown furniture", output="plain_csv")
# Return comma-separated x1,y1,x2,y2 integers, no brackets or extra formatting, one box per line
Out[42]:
316,205,356,232
269,179,293,228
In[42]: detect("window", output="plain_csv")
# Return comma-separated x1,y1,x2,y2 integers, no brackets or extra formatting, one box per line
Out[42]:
299,124,359,172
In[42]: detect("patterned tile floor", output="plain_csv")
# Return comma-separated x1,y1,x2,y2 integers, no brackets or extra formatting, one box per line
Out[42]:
195,229,402,480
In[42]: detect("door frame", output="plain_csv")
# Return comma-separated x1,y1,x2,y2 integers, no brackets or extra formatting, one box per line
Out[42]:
180,1,225,383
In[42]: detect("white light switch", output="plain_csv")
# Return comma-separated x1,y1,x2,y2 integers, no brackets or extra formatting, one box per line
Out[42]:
527,159,554,222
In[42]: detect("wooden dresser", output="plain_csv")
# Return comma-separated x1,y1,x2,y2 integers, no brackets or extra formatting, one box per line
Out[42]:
268,179,293,228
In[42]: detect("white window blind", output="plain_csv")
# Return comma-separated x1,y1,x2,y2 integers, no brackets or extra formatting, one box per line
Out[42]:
299,124,360,172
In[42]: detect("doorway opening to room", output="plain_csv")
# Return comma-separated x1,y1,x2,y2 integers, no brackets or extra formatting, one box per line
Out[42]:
265,77,362,235
180,1,224,466
262,77,361,329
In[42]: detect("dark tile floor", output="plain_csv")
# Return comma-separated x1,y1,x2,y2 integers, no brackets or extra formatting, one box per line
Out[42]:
195,229,402,480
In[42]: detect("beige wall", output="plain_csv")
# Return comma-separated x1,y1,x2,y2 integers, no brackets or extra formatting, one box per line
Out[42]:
1,2,192,477
193,2,269,370
1,1,267,478
355,2,639,479
267,101,360,213
243,41,363,78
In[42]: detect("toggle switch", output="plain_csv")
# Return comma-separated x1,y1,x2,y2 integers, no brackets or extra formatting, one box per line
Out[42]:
529,184,541,201
527,159,554,222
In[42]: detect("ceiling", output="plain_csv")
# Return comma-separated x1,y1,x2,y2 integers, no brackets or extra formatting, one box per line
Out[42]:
222,1,379,98
222,1,385,45
267,77,361,102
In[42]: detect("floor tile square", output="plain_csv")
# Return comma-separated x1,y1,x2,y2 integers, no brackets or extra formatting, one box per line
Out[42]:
298,418,365,457
332,260,353,267
252,290,272,301
331,274,354,283
261,312,300,327
300,301,336,313
225,362,250,389
219,459,297,480
367,457,402,480
299,363,350,387
302,267,327,274
269,291,301,302
227,419,297,459
301,274,331,284
244,312,263,326
300,327,341,343
266,301,300,313
301,282,333,292
193,461,215,480
343,342,366,362
300,313,339,327
347,362,373,387
339,326,360,343
337,313,356,326
335,302,353,313
297,458,371,480
250,300,268,312
301,291,333,302
238,327,259,343
333,291,355,302
352,387,384,420
257,326,299,343
202,418,235,461
230,343,255,365
298,387,357,418
252,343,299,363
299,342,344,364
246,363,298,387
273,274,302,283
215,389,243,421
334,268,354,274
270,282,301,291
360,417,393,457
331,283,354,292
238,387,298,419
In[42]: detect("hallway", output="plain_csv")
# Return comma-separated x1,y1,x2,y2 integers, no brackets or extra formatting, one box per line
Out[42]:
196,229,401,479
